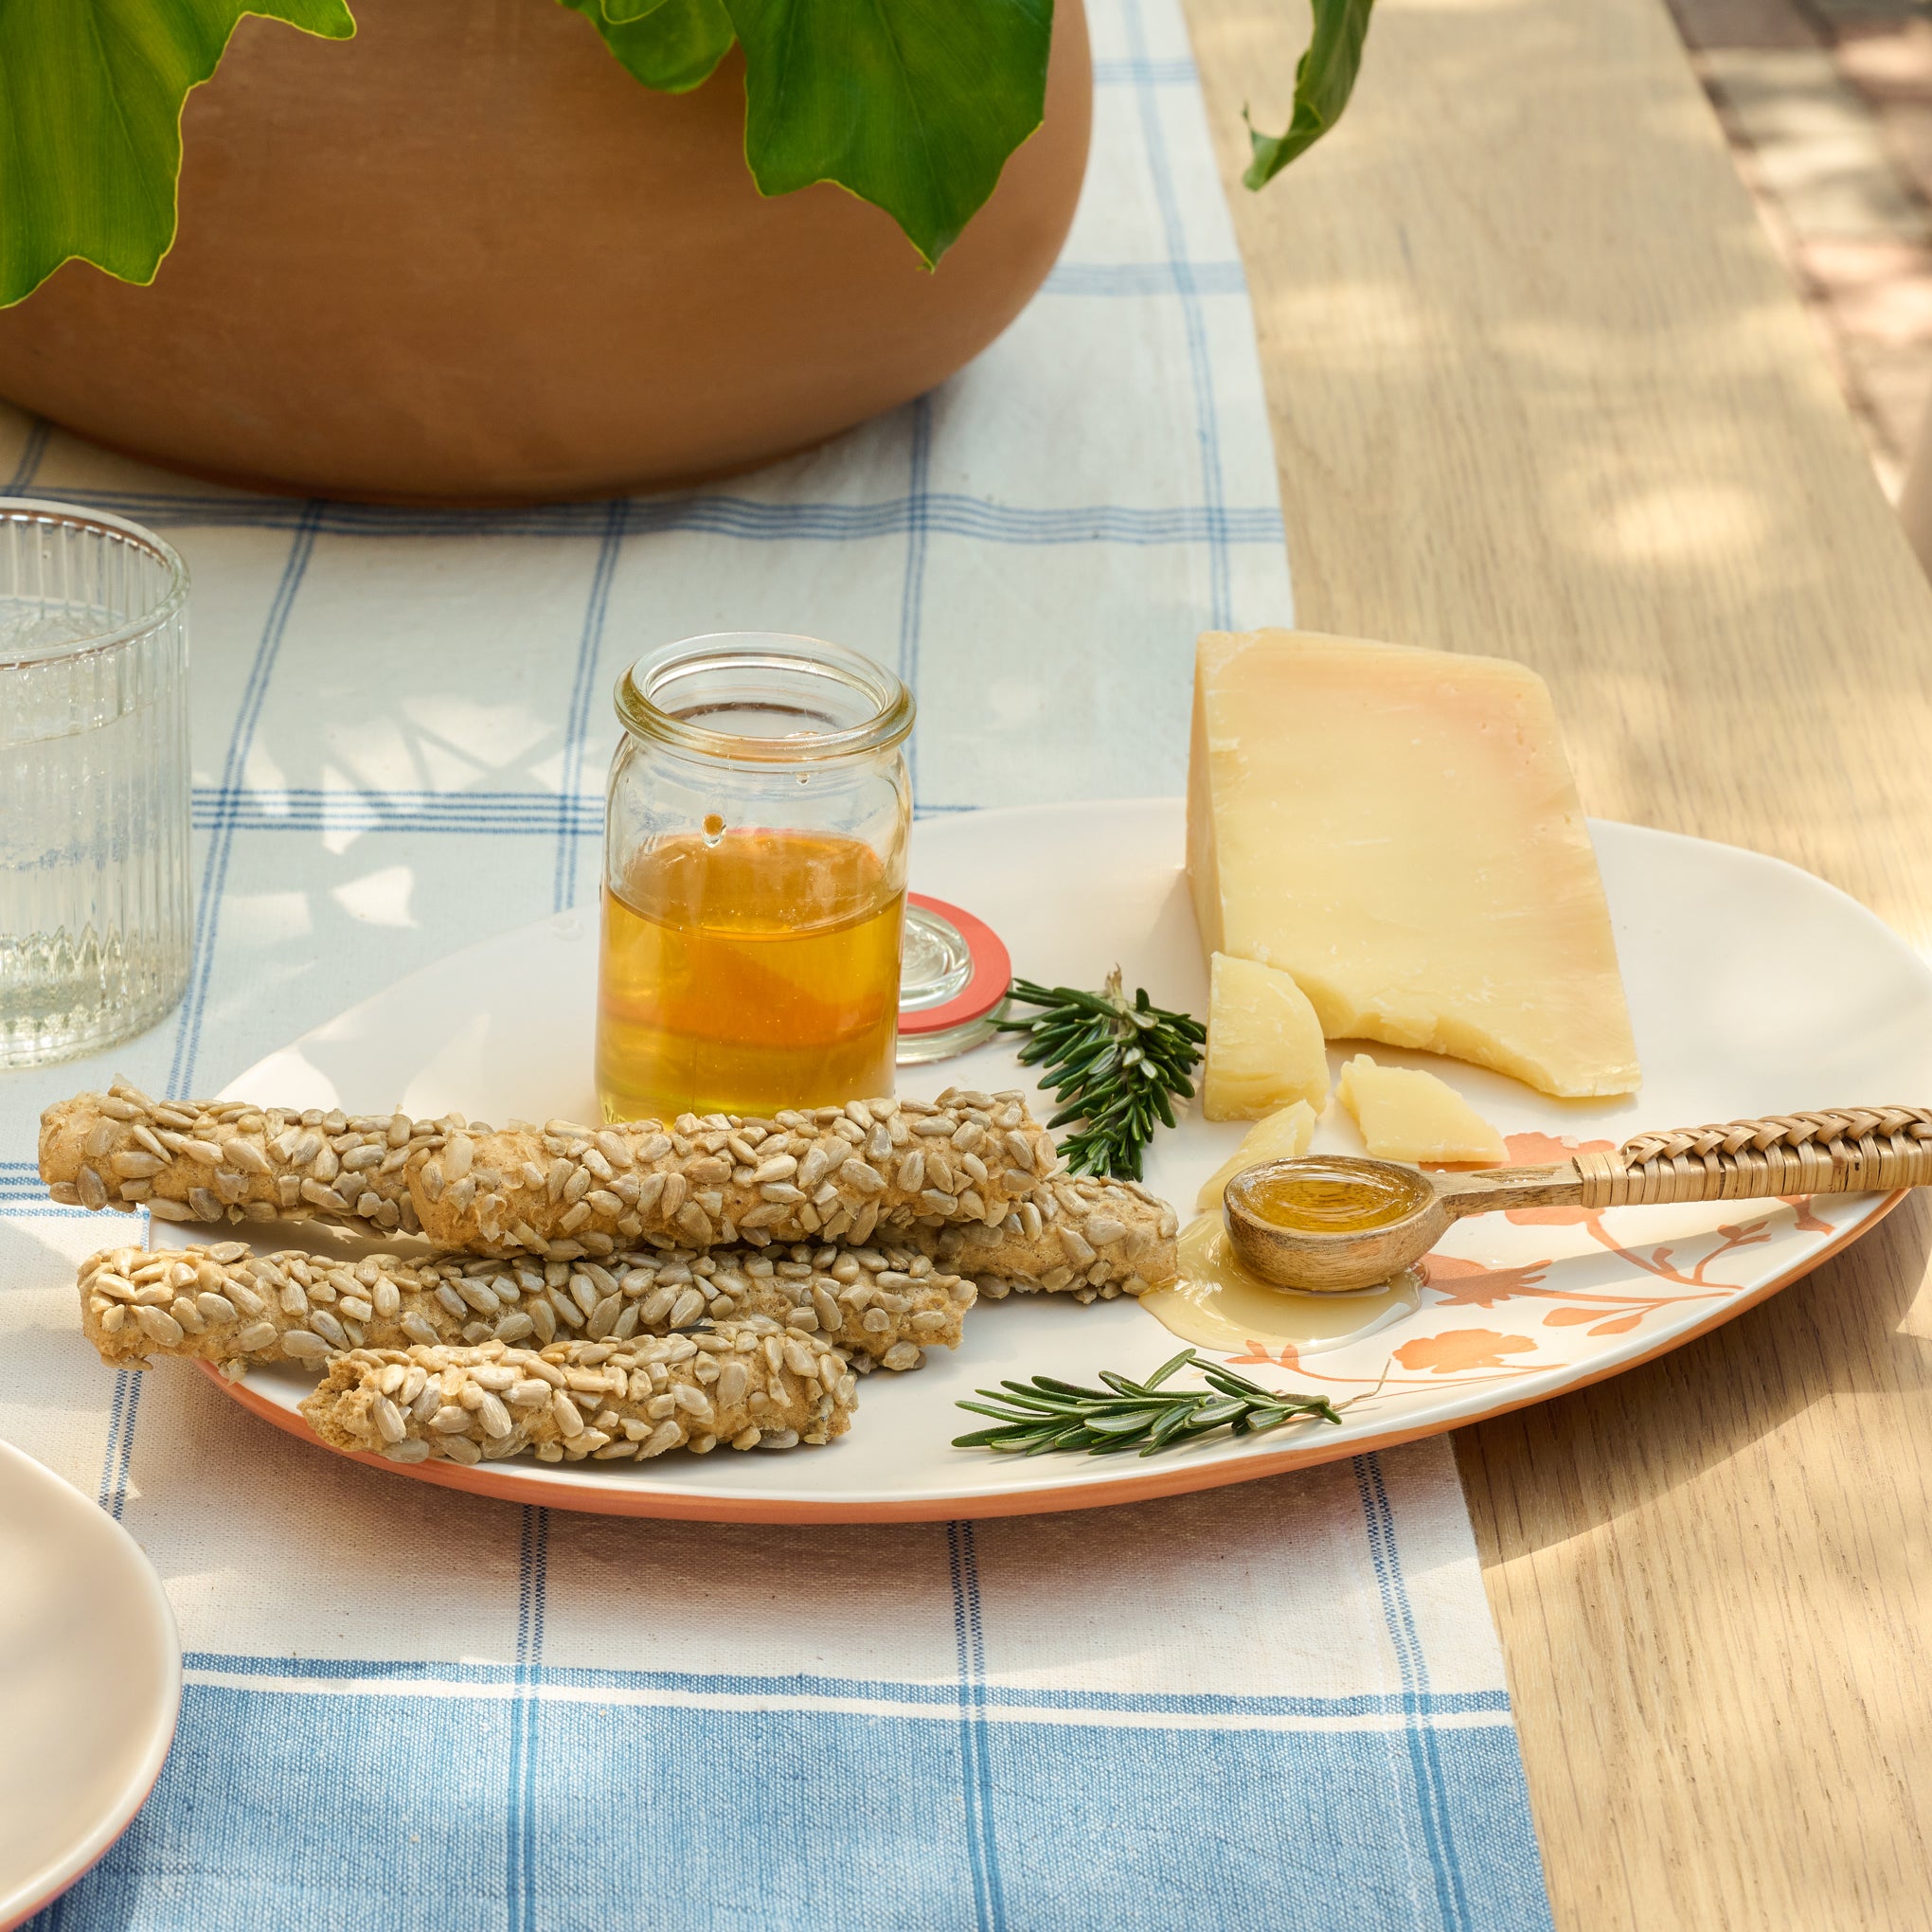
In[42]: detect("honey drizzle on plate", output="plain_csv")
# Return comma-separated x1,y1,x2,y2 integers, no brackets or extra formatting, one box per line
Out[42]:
1139,1212,1422,1356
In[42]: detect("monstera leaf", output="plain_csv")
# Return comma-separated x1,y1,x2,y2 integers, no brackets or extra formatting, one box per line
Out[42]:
0,0,1375,308
1243,0,1374,188
569,0,1052,266
0,0,356,308
725,0,1054,267
561,0,734,91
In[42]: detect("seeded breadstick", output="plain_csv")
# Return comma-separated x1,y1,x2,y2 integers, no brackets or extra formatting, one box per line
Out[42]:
78,1243,411,1376
42,1082,1063,1260
301,1330,856,1465
76,1236,974,1379
403,1086,1061,1256
41,1085,422,1232
689,1243,975,1368
917,1172,1181,1300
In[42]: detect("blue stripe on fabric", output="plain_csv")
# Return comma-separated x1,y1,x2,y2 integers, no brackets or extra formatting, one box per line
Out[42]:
164,507,322,1102
23,486,1282,547
1119,0,1232,629
553,501,624,914
4,417,50,492
35,1681,1550,1932
1043,260,1247,297
97,510,319,1536
93,1371,134,1513
182,788,1011,833
1377,1451,1476,1931
900,394,934,805
948,1520,1009,1932
190,788,599,810
1354,1453,1456,1926
191,786,602,807
1354,1453,1494,1932
1092,56,1197,83
508,1505,549,1932
96,1369,142,1523
192,816,587,837
71,1202,151,1522
179,1649,1513,1720
190,789,605,834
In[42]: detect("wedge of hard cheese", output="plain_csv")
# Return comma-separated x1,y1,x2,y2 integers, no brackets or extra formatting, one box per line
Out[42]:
1187,629,1640,1098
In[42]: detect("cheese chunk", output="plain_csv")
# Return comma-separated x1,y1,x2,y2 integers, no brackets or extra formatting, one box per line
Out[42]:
1337,1055,1507,1163
1195,1100,1317,1210
1202,953,1331,1121
1187,629,1639,1098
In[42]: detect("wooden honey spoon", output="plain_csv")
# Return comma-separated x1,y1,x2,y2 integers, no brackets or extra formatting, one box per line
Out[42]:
1221,1106,1932,1295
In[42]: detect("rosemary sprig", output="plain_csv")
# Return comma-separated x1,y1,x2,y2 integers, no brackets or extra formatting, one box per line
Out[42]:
953,1349,1344,1458
994,968,1206,1179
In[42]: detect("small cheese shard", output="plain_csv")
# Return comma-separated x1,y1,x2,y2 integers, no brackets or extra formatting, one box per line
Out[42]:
1195,1100,1317,1210
1187,629,1640,1098
1337,1055,1507,1164
1202,953,1331,1121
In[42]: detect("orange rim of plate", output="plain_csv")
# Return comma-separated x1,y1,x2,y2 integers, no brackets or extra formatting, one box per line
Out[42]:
192,1189,1902,1524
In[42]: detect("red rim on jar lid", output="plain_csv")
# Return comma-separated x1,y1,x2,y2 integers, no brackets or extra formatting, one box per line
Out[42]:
897,894,1012,1065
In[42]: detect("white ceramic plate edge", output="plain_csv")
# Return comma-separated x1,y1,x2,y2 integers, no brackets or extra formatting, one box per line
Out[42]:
0,1440,181,1932
152,803,1932,1520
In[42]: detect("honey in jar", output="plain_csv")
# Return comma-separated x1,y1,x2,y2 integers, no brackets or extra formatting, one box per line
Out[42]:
595,632,913,1124
597,825,903,1122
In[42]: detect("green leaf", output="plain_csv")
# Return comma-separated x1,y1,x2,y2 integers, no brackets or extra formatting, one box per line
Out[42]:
1243,0,1373,190
722,0,1054,267
0,0,356,309
559,0,736,92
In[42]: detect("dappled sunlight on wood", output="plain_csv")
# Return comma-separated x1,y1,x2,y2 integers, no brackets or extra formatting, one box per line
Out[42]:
1190,0,1932,957
1587,482,1775,562
1186,0,1932,1918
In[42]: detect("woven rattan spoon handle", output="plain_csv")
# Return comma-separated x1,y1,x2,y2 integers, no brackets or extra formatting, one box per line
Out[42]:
1436,1105,1932,1221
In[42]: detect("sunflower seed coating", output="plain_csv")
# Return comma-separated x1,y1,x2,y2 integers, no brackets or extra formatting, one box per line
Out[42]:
41,1083,1064,1260
301,1332,857,1463
42,1084,425,1235
74,1238,973,1377
911,1172,1179,1297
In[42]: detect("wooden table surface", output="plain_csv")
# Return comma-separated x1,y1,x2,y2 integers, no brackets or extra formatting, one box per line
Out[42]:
1180,0,1932,1923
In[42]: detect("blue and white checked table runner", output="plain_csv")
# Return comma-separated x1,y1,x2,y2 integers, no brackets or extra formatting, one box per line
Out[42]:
0,3,1554,1924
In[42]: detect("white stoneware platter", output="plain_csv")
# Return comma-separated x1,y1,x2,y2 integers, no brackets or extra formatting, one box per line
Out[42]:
0,1439,180,1930
159,798,1932,1522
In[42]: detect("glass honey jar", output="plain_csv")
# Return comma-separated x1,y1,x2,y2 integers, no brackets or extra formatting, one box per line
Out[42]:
596,632,914,1124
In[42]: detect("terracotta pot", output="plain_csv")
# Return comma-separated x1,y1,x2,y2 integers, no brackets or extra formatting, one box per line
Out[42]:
0,0,1090,504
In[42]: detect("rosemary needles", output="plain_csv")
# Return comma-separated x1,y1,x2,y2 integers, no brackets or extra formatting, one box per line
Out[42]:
995,968,1206,1179
953,1349,1343,1458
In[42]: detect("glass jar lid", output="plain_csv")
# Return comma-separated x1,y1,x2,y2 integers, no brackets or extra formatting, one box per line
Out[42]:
614,631,914,767
896,893,1012,1065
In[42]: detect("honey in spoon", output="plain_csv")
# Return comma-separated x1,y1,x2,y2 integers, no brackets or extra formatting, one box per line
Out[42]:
1239,1160,1426,1234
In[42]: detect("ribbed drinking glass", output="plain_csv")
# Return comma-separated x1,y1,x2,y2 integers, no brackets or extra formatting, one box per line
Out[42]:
0,500,191,1066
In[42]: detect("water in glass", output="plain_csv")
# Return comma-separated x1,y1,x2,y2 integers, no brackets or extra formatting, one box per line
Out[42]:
0,504,191,1066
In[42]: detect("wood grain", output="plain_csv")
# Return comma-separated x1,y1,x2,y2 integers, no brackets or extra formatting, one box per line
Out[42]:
1180,0,1932,1923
